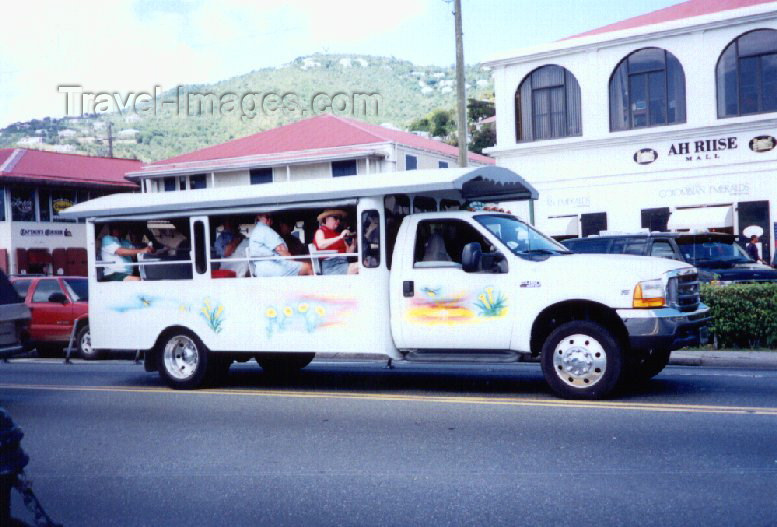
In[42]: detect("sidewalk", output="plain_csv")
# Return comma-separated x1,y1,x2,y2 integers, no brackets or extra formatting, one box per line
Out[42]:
668,350,777,369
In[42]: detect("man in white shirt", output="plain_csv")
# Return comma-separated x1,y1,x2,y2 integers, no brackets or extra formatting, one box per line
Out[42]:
248,214,312,276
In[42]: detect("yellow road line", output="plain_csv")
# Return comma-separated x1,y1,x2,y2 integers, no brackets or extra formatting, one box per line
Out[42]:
2,383,777,416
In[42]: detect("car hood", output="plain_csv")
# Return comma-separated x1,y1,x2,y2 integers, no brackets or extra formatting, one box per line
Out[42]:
534,253,693,281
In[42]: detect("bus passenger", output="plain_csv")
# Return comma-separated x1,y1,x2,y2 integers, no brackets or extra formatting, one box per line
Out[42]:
313,210,359,275
101,224,153,281
248,213,313,276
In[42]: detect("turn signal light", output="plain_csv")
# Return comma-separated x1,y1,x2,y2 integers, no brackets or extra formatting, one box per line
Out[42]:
633,283,665,308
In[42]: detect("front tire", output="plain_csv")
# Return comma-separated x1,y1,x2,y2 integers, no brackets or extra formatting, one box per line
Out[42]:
157,329,210,389
541,321,623,400
77,324,100,360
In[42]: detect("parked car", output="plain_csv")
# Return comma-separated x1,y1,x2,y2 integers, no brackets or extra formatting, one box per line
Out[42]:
0,270,31,359
9,275,95,359
562,232,777,284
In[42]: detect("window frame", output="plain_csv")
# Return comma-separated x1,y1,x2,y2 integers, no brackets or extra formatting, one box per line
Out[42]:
716,29,777,118
515,64,582,142
609,47,686,131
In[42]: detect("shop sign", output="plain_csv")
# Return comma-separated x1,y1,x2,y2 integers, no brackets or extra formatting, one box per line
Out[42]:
634,136,741,165
52,199,74,214
18,227,73,237
546,196,590,208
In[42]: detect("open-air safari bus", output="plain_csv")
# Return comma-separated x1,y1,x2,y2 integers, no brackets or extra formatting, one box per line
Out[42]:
62,165,709,399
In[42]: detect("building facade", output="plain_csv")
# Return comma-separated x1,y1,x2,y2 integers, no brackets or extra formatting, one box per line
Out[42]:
487,0,777,264
127,114,493,192
0,149,140,274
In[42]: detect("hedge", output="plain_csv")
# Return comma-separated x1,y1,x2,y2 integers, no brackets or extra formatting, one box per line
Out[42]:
700,283,777,349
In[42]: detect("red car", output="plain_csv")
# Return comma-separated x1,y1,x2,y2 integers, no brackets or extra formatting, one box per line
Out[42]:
10,276,95,359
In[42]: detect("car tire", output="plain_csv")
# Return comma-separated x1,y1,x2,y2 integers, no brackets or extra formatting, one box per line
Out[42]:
157,329,210,389
540,321,623,400
77,324,101,360
255,352,315,375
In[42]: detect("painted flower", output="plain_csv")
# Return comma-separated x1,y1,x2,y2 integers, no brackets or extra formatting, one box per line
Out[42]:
266,308,277,318
315,306,326,316
298,303,309,313
283,307,293,317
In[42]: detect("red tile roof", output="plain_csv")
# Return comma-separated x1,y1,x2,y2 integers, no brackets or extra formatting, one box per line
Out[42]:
0,148,140,188
567,0,777,40
152,114,493,167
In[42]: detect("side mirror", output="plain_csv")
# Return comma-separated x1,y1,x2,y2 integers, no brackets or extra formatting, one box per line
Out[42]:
461,242,482,273
48,292,68,304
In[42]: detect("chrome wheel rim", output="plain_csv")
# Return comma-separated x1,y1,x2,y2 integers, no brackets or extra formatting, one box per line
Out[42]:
163,335,199,381
552,333,607,388
80,330,93,357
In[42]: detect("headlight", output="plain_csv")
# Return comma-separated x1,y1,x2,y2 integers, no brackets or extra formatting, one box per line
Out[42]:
633,279,665,308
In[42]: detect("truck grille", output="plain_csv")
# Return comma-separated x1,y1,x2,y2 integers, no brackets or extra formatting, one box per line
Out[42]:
668,271,700,312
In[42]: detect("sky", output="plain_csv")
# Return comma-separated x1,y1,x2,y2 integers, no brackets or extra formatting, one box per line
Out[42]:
0,0,681,128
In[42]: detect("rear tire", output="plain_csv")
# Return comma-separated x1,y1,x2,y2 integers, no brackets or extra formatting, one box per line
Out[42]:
157,329,210,389
255,352,314,375
541,321,623,400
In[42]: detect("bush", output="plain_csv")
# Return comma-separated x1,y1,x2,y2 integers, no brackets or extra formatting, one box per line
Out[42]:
700,283,777,349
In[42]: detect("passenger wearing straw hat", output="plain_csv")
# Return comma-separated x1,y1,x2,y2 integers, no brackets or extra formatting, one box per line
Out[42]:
313,209,359,274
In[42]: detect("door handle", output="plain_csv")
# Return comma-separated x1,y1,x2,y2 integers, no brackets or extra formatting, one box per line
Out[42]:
403,280,414,298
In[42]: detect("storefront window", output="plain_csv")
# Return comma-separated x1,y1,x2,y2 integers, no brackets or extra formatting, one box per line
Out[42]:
10,188,36,222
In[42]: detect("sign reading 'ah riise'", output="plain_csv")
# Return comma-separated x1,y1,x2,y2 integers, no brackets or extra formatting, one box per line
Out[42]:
633,134,776,165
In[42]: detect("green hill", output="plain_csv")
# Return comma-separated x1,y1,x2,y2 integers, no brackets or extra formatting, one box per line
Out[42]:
0,54,493,163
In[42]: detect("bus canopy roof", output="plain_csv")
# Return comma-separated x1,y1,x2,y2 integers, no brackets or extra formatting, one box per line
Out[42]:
60,166,538,220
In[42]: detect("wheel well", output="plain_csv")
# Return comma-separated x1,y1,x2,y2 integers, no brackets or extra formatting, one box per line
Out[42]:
74,318,88,333
530,300,628,357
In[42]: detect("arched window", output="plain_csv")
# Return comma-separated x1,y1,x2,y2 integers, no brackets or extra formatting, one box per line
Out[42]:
514,65,581,142
717,29,777,118
609,47,686,131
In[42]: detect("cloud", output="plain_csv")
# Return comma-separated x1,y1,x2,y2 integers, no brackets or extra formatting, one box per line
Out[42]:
0,0,430,126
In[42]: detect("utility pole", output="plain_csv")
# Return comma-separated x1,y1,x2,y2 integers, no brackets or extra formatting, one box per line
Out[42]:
453,0,468,167
107,122,113,158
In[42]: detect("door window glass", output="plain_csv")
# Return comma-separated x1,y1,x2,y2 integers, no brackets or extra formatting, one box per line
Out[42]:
650,240,676,259
12,279,32,300
361,210,380,268
32,280,63,303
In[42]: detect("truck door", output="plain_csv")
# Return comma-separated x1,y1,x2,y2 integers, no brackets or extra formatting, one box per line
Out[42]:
392,218,514,350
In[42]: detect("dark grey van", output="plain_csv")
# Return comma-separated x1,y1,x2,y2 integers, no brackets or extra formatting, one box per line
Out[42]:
0,270,31,358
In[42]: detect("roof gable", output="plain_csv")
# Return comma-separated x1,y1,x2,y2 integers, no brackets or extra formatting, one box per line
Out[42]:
151,114,493,167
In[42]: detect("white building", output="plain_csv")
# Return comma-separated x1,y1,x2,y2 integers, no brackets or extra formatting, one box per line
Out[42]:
486,0,777,264
127,114,493,192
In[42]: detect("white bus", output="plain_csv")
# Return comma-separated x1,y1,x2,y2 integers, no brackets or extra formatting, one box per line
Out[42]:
62,166,708,399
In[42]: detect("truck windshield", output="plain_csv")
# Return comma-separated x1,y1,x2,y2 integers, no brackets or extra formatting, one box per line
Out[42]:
475,214,570,256
676,239,751,265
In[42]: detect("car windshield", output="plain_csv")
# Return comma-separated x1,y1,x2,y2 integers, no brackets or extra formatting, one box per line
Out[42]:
64,279,88,302
474,214,570,256
676,239,751,264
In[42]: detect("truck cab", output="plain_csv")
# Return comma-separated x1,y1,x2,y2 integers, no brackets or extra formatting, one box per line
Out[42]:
390,211,709,398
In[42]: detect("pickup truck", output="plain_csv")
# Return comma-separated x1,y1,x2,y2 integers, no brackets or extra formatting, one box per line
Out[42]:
562,232,777,284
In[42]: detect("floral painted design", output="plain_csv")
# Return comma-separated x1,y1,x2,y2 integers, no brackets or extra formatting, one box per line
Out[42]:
264,295,354,337
408,285,508,325
200,297,225,334
475,287,508,317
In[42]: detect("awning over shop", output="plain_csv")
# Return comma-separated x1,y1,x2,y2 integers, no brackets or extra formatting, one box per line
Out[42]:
667,206,733,231
542,216,579,237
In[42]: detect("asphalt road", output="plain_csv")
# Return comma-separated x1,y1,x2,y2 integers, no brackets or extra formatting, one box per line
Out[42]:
2,359,777,527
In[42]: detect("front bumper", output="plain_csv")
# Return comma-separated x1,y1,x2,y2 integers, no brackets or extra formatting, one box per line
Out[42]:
617,304,710,351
